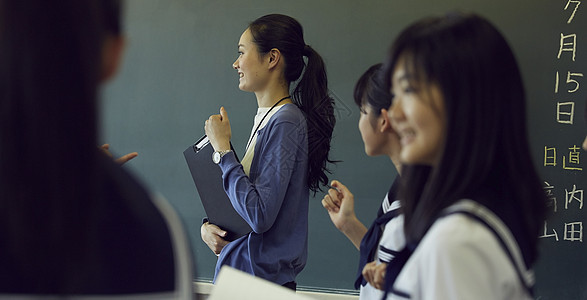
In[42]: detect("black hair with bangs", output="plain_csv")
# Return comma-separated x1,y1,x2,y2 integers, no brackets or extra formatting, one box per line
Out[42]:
383,12,547,267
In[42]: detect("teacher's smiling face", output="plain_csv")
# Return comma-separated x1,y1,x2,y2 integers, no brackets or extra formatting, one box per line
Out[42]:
232,28,270,93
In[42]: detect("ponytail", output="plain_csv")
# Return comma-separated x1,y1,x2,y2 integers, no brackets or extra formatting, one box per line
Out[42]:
293,45,336,193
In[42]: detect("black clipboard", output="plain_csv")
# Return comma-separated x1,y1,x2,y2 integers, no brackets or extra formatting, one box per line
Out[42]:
183,135,252,241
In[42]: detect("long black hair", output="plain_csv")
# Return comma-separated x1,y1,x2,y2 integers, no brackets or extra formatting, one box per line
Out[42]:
383,12,547,266
248,14,336,193
0,0,119,290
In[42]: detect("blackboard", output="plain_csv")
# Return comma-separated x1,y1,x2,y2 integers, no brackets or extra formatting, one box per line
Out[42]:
100,0,587,298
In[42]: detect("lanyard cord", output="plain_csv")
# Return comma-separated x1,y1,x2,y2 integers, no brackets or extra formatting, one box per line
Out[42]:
245,95,291,151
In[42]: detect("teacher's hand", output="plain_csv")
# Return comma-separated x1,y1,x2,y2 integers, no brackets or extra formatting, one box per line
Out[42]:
201,222,229,255
205,107,231,151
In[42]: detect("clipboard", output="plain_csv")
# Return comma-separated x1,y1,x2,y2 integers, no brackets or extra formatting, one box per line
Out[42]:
183,135,252,241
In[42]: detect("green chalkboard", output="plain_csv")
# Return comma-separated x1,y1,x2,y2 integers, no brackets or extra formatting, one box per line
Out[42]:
101,0,586,298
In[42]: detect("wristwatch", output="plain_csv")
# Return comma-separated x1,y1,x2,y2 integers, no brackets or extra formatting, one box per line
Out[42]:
212,150,232,164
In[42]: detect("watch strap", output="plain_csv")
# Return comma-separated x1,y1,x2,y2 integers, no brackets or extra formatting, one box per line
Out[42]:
217,150,232,157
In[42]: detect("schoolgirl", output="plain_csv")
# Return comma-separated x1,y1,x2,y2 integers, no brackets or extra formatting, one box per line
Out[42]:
321,64,404,299
373,13,547,299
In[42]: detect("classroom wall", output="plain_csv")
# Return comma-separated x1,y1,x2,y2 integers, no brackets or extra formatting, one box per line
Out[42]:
100,0,586,298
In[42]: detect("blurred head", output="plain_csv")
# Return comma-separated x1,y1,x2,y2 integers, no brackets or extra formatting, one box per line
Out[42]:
0,0,104,173
385,12,528,181
100,0,125,82
0,0,126,289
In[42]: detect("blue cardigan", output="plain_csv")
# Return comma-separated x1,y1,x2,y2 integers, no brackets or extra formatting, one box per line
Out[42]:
215,104,309,285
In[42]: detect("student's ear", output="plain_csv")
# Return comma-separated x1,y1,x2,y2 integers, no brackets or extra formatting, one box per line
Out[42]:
380,108,392,133
101,35,126,82
267,48,282,70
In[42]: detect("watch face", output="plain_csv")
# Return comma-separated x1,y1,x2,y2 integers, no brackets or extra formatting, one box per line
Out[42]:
213,151,221,164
